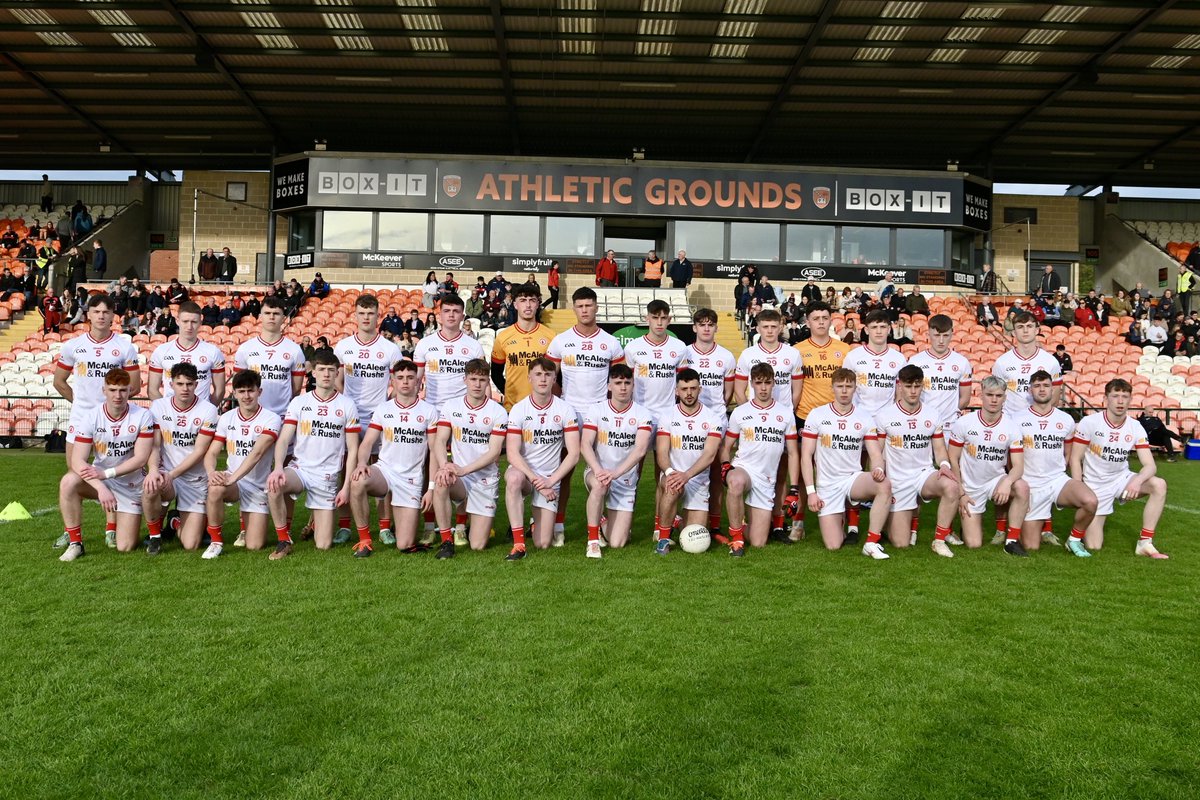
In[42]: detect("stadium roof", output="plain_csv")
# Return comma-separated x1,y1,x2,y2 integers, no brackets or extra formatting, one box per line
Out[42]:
2,1,1199,189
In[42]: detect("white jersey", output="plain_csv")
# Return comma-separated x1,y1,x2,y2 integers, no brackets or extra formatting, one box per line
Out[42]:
335,333,401,417
583,400,654,472
802,403,879,485
992,347,1062,417
546,326,625,414
234,335,306,417
149,396,218,479
412,330,485,408
875,401,944,478
680,342,735,409
727,398,797,473
657,403,726,473
1073,412,1149,483
438,396,507,483
212,406,282,488
148,338,226,405
283,391,360,477
508,395,579,476
1014,407,1075,483
73,403,156,471
734,341,803,409
948,411,1023,488
623,336,685,416
908,349,973,426
844,344,905,416
57,331,140,414
370,398,438,482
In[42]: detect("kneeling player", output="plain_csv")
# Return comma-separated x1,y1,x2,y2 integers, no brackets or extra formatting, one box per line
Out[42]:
267,350,360,559
581,364,653,557
948,376,1029,556
504,357,580,560
800,368,892,559
1071,378,1169,558
58,368,156,561
720,363,800,556
1015,371,1097,556
203,370,281,558
430,359,507,557
876,365,962,556
144,363,219,554
656,368,726,555
351,360,437,557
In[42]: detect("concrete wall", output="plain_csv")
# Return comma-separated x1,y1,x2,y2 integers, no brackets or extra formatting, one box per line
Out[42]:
989,194,1079,293
1098,214,1179,294
177,171,271,285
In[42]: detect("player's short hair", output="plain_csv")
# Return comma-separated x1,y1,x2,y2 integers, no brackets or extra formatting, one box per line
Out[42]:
104,367,130,386
572,287,597,304
830,367,856,386
692,308,717,325
355,294,378,310
1105,378,1133,394
897,364,924,385
1029,369,1054,385
390,359,418,375
311,349,340,368
979,375,1007,393
169,362,199,382
86,294,112,311
646,299,671,317
928,314,953,333
439,293,465,310
805,301,832,316
755,308,782,325
864,309,891,326
528,356,556,375
464,358,489,377
676,367,700,384
609,363,634,382
510,283,541,300
1011,311,1035,326
231,370,261,390
261,296,286,312
178,300,202,317
749,362,775,383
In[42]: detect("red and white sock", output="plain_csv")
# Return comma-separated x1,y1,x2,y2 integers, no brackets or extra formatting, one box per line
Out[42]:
207,524,224,545
656,525,672,542
996,517,1007,536
511,526,526,548
357,525,372,546
935,525,951,541
338,513,351,530
586,524,600,542
276,524,292,544
146,517,162,538
1042,519,1053,534
911,517,920,536
67,524,82,545
1069,527,1086,542
439,527,453,544
866,530,882,545
455,512,467,527
105,520,116,536
772,513,784,530
730,525,745,545
379,517,392,532
1139,528,1155,542
1005,527,1020,545
847,506,860,529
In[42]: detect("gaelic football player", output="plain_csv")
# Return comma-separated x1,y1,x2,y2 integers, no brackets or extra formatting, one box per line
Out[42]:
678,308,735,540
233,295,306,417
491,282,552,410
413,292,485,407
1070,378,1168,558
504,357,581,559
581,364,654,558
800,367,892,559
57,368,156,561
147,300,226,405
267,350,360,559
844,309,906,418
203,370,281,558
143,363,219,554
655,368,726,554
430,359,507,557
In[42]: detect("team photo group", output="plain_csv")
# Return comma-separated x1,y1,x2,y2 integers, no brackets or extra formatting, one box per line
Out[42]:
52,280,1169,564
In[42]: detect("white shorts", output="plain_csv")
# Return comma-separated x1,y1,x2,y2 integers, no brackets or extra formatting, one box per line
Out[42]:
732,464,778,512
460,472,499,517
235,479,269,515
587,467,639,513
890,466,939,512
292,466,340,511
379,465,424,510
105,475,143,515
531,480,562,512
816,473,863,518
963,474,1005,516
680,472,711,512
1087,470,1138,517
1026,473,1072,521
171,475,209,514
66,407,91,445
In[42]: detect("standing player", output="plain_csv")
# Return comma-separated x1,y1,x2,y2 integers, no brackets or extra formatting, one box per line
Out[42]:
266,350,360,559
143,363,219,554
233,296,306,417
147,300,226,405
800,368,892,559
656,369,726,554
334,294,402,545
624,300,686,417
203,370,281,559
1071,378,1168,558
875,365,962,556
947,376,1029,556
57,368,156,561
504,357,581,560
491,282,552,410
350,360,437,558
844,309,906,418
413,293,485,408
720,363,801,556
430,359,507,557
678,308,735,540
580,364,654,558
1015,371,1097,556
545,287,624,545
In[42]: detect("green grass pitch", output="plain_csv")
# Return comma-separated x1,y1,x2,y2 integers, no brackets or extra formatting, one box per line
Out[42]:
2,450,1198,799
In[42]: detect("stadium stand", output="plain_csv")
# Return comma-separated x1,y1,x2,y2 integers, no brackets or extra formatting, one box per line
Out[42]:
1128,219,1200,265
0,203,128,278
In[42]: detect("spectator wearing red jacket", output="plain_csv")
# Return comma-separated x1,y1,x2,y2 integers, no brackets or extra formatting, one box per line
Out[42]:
1075,303,1101,330
595,249,619,287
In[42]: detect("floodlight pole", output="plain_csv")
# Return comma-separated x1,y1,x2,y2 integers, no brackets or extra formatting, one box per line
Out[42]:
190,187,198,284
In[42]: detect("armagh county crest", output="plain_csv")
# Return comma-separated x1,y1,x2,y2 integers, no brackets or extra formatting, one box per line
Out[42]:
442,175,462,198
813,186,830,209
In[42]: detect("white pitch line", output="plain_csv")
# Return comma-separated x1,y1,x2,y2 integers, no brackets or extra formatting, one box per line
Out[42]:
1165,503,1200,516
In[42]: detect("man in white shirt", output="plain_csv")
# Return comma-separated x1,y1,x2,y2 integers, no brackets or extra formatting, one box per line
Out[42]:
233,295,306,418
147,300,226,406
656,369,726,554
412,293,485,408
678,308,735,538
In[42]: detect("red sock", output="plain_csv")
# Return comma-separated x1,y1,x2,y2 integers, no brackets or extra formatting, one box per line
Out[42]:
587,524,600,542
239,512,246,532
657,525,672,542
1042,519,1052,533
511,526,526,547
439,527,453,544
455,512,467,526
847,506,860,528
207,524,224,545
996,517,1007,535
1069,527,1085,541
379,517,392,532
654,515,660,529
338,513,351,529
730,525,745,544
911,517,920,535
276,524,292,544
357,525,371,545
1139,528,1155,541
772,513,784,530
866,530,881,544
105,520,116,534
1006,527,1020,544
423,509,434,523
708,513,721,530
555,508,566,525
147,517,162,537
935,525,951,541
67,524,82,544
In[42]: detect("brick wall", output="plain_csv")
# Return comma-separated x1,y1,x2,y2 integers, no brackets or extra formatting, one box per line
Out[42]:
991,194,1079,293
178,171,271,285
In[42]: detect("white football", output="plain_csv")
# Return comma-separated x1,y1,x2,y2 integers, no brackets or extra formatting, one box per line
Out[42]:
678,524,711,554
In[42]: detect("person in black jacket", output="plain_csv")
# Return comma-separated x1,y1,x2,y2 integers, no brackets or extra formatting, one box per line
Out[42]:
219,247,237,284
668,249,693,289
1037,264,1061,295
979,263,997,295
1138,407,1188,461
155,309,179,336
380,307,404,337
201,298,221,327
800,280,822,305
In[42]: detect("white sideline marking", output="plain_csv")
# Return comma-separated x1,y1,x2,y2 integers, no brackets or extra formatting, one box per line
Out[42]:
1165,504,1200,516
0,505,57,524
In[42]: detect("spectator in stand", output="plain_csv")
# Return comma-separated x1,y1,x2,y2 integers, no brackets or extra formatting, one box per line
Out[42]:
1110,288,1132,317
127,279,147,316
888,287,907,322
121,308,140,335
668,249,693,289
473,275,487,295
1053,344,1073,375
0,224,19,249
479,303,502,331
1037,264,1061,295
197,248,219,281
737,264,760,287
1129,291,1149,321
40,174,53,213
745,300,762,343
137,312,156,336
1003,298,1025,331
424,312,438,335
780,293,799,323
755,276,781,306
33,240,55,290
380,306,404,337
18,237,37,274
64,289,86,325
547,260,561,309
1163,330,1187,358
72,204,94,240
976,298,1000,329
463,319,477,339
0,266,13,301
39,287,62,334
1125,318,1145,347
41,220,57,244
890,317,915,347
403,309,425,339
219,300,242,328
144,285,165,314
1042,299,1067,329
1139,406,1188,462
876,271,895,301
836,287,854,313
399,332,416,359
785,318,809,345
65,246,86,293
501,294,516,326
307,272,330,299
487,271,508,299
282,284,303,318
799,280,821,305
1177,262,1196,315
201,298,221,328
438,272,459,301
167,278,189,305
906,284,930,316
465,287,484,319
1074,301,1100,331
1147,317,1168,350
596,250,619,287
1157,288,1177,321
218,247,237,284
242,293,261,318
733,276,752,318
92,239,108,279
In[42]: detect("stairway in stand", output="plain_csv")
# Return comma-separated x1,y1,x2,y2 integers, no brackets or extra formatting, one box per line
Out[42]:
537,309,575,334
0,313,43,354
716,312,747,356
